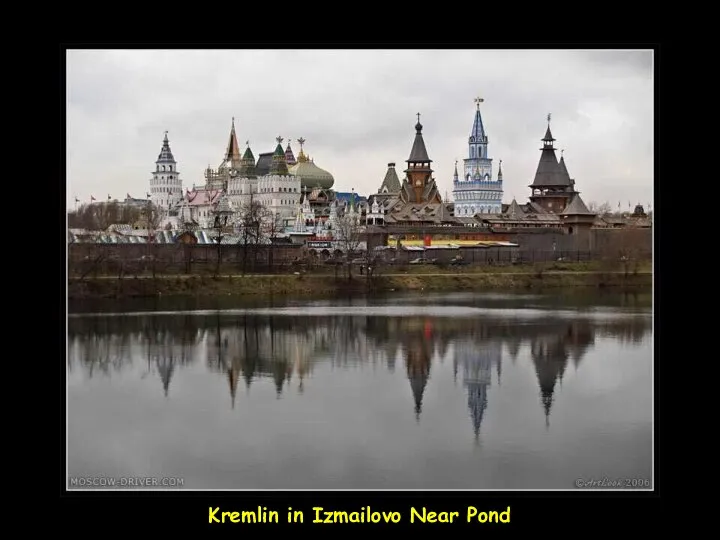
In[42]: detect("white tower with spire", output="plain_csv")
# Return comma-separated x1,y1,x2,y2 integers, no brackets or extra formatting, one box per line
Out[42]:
150,131,183,212
452,98,504,216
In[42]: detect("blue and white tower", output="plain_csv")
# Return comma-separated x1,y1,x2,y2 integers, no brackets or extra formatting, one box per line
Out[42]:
452,98,504,216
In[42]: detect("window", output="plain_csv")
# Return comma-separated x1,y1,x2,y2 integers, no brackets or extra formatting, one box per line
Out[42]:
162,165,166,171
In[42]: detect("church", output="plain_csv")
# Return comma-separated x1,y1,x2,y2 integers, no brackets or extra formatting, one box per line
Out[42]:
368,114,457,227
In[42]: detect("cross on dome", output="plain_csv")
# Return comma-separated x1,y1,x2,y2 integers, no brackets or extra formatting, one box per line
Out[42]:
276,136,283,144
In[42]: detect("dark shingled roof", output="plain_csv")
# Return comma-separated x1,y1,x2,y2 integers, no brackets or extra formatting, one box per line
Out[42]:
543,126,555,142
530,127,571,188
238,146,257,178
557,155,572,186
560,194,594,215
531,148,564,187
379,163,401,194
407,121,432,163
255,152,273,176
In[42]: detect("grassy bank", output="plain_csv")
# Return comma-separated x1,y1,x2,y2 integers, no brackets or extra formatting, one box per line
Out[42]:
68,261,652,300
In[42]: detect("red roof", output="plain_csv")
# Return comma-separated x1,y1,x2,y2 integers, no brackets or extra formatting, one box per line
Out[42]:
186,188,222,206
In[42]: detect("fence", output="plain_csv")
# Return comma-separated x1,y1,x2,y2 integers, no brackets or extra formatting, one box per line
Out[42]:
68,243,652,279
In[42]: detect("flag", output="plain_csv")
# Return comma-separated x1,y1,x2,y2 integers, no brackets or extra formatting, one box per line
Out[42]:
74,197,79,203
628,201,631,208
146,193,151,199
617,201,620,209
127,193,131,199
90,195,96,201
107,194,111,201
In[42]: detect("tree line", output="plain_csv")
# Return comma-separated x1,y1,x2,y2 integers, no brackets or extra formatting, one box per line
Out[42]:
68,202,162,231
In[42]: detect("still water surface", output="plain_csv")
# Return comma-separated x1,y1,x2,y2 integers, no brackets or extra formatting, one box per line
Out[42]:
67,291,653,489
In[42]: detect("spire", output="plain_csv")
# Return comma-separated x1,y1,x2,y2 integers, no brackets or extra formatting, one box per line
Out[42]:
497,159,503,180
225,117,241,164
543,113,555,145
453,159,459,180
285,138,297,166
557,151,572,185
470,97,487,142
407,114,432,163
270,136,289,175
530,118,566,187
296,137,308,163
238,142,257,178
156,131,175,163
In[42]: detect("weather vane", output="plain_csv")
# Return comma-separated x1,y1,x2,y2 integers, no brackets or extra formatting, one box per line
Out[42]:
416,112,421,123
245,140,249,146
547,113,552,123
276,135,283,144
561,149,564,156
474,96,484,108
297,137,305,148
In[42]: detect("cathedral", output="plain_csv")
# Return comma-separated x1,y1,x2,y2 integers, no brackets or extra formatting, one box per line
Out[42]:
452,98,504,216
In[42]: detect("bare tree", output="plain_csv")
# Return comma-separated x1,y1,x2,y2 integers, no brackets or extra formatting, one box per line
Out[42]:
259,208,285,272
68,202,146,231
334,213,364,280
587,201,612,215
237,193,266,275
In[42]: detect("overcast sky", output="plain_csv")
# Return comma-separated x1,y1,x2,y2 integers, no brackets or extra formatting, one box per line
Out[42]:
66,49,653,210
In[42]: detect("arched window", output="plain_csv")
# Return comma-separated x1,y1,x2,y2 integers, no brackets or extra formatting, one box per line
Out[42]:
162,165,166,171
169,165,172,171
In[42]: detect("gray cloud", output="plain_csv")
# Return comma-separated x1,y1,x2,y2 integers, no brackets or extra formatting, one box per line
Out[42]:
67,49,653,208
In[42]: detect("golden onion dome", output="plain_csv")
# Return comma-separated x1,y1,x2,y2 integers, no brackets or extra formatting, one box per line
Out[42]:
288,143,335,190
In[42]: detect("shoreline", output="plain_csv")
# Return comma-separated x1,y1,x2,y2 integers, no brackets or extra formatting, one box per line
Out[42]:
68,263,652,301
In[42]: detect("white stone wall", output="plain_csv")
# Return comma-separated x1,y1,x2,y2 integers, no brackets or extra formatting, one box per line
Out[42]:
255,174,301,223
227,176,259,210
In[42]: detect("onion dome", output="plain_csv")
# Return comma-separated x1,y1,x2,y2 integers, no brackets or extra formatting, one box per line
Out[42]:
287,137,335,190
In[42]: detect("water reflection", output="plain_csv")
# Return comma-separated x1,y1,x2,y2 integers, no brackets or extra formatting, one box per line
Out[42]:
68,309,651,439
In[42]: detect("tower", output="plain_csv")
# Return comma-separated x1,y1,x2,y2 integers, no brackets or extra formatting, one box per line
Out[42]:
269,136,289,176
285,139,297,166
528,114,576,213
150,131,183,212
223,117,242,171
399,113,442,204
452,98,503,216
